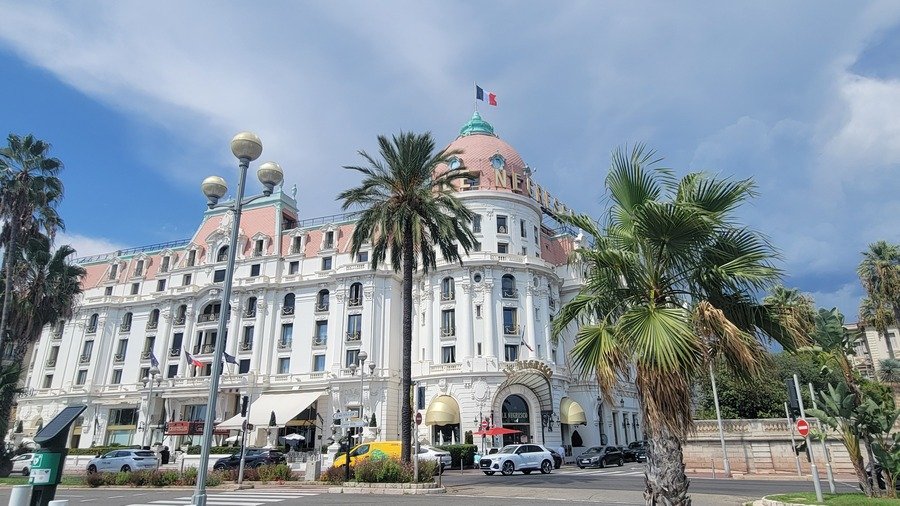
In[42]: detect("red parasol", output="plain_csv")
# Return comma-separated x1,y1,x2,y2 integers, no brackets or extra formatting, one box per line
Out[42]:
473,427,522,437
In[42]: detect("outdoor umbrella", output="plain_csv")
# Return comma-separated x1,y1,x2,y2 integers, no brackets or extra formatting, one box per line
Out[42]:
472,427,522,437
283,433,305,441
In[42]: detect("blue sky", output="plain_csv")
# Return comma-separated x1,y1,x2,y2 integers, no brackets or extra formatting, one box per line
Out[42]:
1,1,900,319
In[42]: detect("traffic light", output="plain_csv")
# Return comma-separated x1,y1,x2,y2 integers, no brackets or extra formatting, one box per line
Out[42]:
786,379,800,419
240,395,249,417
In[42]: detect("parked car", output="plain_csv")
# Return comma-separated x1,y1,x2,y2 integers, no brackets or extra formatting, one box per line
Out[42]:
577,446,624,469
479,444,554,476
213,448,285,470
417,445,452,472
623,441,648,463
87,450,158,473
10,453,33,476
548,448,563,469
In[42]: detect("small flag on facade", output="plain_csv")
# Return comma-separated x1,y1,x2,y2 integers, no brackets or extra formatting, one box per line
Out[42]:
223,351,238,365
475,84,498,106
520,325,534,352
149,351,160,368
184,350,203,368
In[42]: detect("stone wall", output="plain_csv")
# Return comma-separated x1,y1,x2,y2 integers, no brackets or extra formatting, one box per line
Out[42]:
684,419,854,476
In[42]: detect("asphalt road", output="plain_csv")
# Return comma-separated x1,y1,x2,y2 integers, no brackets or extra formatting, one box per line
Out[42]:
0,465,859,505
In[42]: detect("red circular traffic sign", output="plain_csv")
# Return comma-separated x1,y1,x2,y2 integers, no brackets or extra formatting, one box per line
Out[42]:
415,412,422,426
481,420,489,430
796,418,810,437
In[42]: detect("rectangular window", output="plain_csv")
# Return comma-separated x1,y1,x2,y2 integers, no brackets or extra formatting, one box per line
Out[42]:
313,354,326,372
551,348,557,363
473,214,482,233
503,307,518,334
111,369,122,384
105,286,113,296
280,323,293,348
345,349,360,367
347,314,362,340
75,369,87,385
292,236,302,253
239,359,251,374
156,279,166,292
321,257,332,270
442,345,456,364
135,260,144,276
288,261,299,275
315,320,328,344
475,304,482,318
254,239,264,256
130,283,140,295
520,219,526,238
466,173,480,189
324,231,334,249
214,269,226,282
140,366,150,379
48,346,59,364
504,344,519,362
167,364,178,378
441,309,455,335
498,243,508,254
171,333,183,354
42,374,53,388
82,340,94,361
417,386,426,410
356,251,368,263
250,264,261,277
115,339,128,359
161,256,170,272
241,326,254,351
109,264,118,279
183,274,192,286
278,357,290,374
497,215,508,234
521,246,527,256
109,408,139,426
187,250,196,267
473,241,482,252
477,343,482,356
534,226,539,245
144,335,156,354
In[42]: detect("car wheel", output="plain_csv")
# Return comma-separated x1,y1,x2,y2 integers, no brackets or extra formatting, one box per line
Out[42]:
541,460,552,474
484,471,495,475
87,465,97,474
121,465,131,472
598,459,605,469
618,459,624,467
213,464,225,471
578,465,584,469
501,461,515,476
21,468,29,476
555,462,561,470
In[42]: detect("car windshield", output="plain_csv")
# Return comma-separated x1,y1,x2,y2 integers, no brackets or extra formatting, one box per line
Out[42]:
628,442,642,449
134,451,156,457
582,447,604,455
498,446,518,454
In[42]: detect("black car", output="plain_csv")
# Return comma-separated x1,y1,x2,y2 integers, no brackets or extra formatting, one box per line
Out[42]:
213,448,286,470
548,449,563,469
577,446,624,469
623,441,648,462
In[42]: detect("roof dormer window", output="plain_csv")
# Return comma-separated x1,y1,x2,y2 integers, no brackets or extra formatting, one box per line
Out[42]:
448,157,462,170
490,154,505,170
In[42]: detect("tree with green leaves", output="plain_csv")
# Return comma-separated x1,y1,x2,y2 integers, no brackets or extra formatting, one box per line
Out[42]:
337,132,475,463
0,134,65,358
552,145,802,505
858,241,900,360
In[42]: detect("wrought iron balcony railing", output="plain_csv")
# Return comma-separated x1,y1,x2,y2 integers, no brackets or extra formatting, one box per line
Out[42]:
346,331,361,342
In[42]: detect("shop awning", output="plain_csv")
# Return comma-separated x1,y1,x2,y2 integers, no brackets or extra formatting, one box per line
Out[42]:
560,397,587,425
424,395,460,425
218,391,325,430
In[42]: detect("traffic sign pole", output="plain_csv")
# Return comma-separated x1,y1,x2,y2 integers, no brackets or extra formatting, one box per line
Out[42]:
785,402,802,477
809,382,836,494
794,374,823,503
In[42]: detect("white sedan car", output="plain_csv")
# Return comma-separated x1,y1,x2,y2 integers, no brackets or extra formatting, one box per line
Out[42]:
416,445,452,472
10,453,33,476
87,449,158,473
478,444,554,476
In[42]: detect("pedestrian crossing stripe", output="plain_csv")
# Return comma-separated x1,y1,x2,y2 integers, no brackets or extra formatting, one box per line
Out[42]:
126,489,324,506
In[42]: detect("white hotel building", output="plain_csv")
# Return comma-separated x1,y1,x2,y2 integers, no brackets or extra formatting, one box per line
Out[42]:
14,113,642,455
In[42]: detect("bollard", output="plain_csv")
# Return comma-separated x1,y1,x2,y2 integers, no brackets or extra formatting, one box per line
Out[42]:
8,484,29,506
48,501,68,506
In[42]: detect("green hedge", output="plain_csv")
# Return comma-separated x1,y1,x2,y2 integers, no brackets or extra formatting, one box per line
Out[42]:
435,444,477,468
186,445,238,455
70,446,140,456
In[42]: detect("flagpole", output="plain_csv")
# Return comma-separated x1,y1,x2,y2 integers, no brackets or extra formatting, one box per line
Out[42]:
474,81,478,112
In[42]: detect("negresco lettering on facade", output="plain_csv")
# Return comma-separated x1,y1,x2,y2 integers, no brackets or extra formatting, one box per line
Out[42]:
12,112,641,460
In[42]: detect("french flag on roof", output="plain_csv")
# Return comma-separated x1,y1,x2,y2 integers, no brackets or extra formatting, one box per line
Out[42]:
475,84,498,106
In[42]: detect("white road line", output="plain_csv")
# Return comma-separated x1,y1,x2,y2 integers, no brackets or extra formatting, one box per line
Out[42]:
206,502,265,506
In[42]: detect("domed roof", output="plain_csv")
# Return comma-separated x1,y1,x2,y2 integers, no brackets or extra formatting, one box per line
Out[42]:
439,112,529,193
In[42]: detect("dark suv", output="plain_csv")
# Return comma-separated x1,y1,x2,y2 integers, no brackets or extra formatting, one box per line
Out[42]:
213,448,286,470
623,441,648,462
577,446,624,469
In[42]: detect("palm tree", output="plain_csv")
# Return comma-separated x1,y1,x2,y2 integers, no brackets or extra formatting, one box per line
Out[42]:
552,146,802,505
857,241,900,359
880,359,900,384
0,233,84,449
337,132,475,462
0,134,65,358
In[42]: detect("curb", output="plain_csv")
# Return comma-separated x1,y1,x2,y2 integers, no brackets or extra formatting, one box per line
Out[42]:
328,483,445,495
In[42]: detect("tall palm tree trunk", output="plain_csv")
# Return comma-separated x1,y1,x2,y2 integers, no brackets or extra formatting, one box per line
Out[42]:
644,423,691,505
400,224,414,464
0,218,18,359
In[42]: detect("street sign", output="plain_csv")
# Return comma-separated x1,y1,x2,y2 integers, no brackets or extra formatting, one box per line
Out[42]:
345,421,367,428
481,420,489,430
335,412,356,420
415,412,422,426
797,418,810,437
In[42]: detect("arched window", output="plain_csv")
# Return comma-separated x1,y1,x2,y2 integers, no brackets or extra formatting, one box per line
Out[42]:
175,304,187,325
200,302,221,323
441,277,455,301
348,283,362,307
121,312,133,332
217,245,229,262
87,313,99,333
316,290,330,311
245,297,257,318
501,274,517,298
282,293,295,315
147,309,160,329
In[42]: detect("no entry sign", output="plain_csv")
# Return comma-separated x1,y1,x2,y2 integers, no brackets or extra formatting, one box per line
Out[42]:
796,418,810,437
415,412,422,426
481,420,489,430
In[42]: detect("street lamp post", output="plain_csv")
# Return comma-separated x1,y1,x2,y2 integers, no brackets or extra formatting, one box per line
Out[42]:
357,351,368,424
192,132,283,506
142,365,161,449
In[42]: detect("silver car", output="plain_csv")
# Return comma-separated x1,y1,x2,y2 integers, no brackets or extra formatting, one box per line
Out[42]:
10,453,33,476
417,445,452,472
87,449,158,473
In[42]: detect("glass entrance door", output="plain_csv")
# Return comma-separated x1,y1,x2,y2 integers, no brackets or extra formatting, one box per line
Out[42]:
501,395,530,446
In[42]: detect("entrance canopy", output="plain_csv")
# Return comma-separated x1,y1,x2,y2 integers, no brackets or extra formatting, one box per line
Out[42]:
497,366,553,411
560,397,587,425
218,391,325,430
424,395,460,425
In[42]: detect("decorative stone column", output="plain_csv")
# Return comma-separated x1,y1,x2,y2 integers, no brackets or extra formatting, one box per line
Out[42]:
524,285,537,360
482,280,496,359
459,282,473,360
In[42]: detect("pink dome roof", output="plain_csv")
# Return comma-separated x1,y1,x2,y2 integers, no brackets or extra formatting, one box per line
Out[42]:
437,112,529,192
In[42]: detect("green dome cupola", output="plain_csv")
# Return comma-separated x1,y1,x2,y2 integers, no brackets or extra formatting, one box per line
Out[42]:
459,111,495,137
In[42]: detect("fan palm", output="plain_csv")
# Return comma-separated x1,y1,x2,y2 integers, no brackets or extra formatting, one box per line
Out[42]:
337,131,475,462
552,145,802,505
0,134,65,357
857,241,900,359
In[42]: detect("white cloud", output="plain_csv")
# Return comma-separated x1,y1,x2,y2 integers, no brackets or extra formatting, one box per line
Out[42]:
58,232,126,259
809,282,864,322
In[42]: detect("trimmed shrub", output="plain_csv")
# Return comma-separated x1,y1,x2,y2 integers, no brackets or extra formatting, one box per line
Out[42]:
70,446,141,456
179,467,198,486
257,464,294,482
464,431,473,445
354,457,407,483
85,473,105,488
186,445,235,455
113,472,131,486
319,465,347,484
148,470,179,487
436,444,477,468
415,460,438,483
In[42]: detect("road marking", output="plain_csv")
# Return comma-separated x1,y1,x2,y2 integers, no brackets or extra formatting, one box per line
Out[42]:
126,489,324,506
